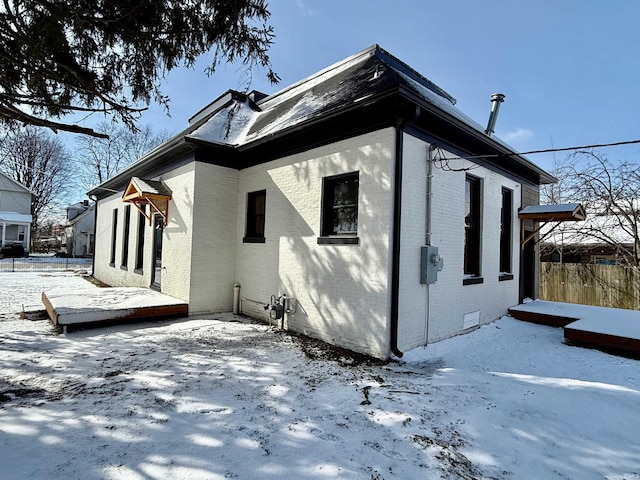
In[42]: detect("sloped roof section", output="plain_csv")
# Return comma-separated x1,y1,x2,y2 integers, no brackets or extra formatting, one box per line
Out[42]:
0,212,32,223
122,177,172,226
91,44,555,198
186,45,458,148
0,172,34,195
519,203,586,222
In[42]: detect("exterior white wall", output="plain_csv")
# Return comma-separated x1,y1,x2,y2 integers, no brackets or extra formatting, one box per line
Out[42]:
93,160,196,303
188,162,239,313
65,209,95,257
0,174,31,214
397,134,428,351
235,129,396,358
397,134,522,350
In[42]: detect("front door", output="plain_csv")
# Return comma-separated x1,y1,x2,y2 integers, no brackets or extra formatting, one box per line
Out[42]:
151,215,164,288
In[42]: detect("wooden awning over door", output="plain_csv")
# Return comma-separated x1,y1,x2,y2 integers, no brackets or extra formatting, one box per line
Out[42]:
518,203,586,248
122,177,172,226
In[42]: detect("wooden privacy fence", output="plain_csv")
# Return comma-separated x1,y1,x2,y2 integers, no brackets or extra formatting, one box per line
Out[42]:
540,262,640,310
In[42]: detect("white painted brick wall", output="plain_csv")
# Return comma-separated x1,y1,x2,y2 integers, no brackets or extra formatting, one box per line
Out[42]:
423,144,522,345
188,162,239,313
235,129,395,358
397,134,428,350
92,128,529,359
93,160,196,303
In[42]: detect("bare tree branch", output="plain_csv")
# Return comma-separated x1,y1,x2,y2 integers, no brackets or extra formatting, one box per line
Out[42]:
0,0,279,138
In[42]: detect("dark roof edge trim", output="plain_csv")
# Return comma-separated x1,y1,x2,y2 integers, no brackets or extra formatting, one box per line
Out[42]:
398,87,556,185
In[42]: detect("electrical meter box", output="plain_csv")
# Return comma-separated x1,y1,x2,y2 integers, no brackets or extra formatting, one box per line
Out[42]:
420,245,444,284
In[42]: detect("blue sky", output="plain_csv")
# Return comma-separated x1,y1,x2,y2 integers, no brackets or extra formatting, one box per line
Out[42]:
74,0,640,174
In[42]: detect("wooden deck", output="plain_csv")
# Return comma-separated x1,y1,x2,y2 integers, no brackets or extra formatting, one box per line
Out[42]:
509,300,640,357
42,287,188,332
507,305,577,327
564,326,640,358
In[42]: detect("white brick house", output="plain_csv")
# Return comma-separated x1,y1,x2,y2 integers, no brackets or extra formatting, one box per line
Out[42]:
89,45,554,359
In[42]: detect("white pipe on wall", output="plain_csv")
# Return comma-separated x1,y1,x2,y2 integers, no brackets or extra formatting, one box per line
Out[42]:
232,284,240,314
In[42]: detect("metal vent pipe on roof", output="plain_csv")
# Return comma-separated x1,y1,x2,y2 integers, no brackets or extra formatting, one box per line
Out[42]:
485,93,505,137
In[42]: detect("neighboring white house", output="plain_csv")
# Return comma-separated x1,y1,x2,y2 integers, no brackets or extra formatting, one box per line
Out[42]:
0,171,33,253
61,200,95,257
89,45,555,359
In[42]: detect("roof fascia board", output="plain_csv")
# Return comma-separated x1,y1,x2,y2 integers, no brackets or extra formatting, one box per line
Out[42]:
403,125,540,188
88,90,244,198
88,136,193,197
398,87,556,185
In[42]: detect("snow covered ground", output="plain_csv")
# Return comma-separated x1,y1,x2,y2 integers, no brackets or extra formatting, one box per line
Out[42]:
1,272,639,480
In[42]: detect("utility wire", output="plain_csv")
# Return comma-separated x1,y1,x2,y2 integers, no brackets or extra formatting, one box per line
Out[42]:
435,138,640,161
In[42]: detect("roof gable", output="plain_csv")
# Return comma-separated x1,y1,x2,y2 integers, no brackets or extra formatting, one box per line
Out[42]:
0,171,33,195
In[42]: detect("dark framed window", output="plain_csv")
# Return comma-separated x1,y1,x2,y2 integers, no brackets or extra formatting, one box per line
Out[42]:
109,208,118,266
243,190,266,243
134,207,146,273
120,205,131,269
464,175,482,281
318,172,359,245
499,187,513,278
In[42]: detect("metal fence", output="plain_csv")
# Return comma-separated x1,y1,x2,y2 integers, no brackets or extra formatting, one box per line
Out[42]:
0,255,93,273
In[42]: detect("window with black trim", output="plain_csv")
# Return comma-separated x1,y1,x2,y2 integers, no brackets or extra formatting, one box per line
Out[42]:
121,205,131,269
464,175,482,281
243,190,266,243
499,187,513,279
319,172,359,245
109,209,118,266
134,206,146,272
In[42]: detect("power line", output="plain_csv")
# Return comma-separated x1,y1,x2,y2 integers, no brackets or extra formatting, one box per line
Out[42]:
435,138,640,162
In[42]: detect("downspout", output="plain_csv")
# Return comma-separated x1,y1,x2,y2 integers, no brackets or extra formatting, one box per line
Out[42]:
390,105,421,358
89,194,98,277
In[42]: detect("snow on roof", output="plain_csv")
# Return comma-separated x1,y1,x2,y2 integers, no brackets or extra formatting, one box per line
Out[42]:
520,203,583,215
0,211,32,223
131,177,172,197
541,213,634,245
185,45,461,148
95,44,553,196
188,100,258,146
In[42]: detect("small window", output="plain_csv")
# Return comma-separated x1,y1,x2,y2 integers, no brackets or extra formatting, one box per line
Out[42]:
499,187,513,278
318,172,359,245
134,207,146,272
109,209,118,266
464,175,482,282
121,205,131,269
243,190,266,243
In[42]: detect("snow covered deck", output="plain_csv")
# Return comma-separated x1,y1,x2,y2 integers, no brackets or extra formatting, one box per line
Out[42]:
42,287,188,331
509,300,640,356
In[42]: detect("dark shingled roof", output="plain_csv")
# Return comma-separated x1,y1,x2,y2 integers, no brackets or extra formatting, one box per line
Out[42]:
90,44,554,198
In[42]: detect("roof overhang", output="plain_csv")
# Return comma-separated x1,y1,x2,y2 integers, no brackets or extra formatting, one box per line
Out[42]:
519,203,586,248
0,212,32,224
122,177,172,226
518,203,586,222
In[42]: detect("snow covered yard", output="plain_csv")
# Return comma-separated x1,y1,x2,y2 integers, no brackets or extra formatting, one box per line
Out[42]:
1,273,639,479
